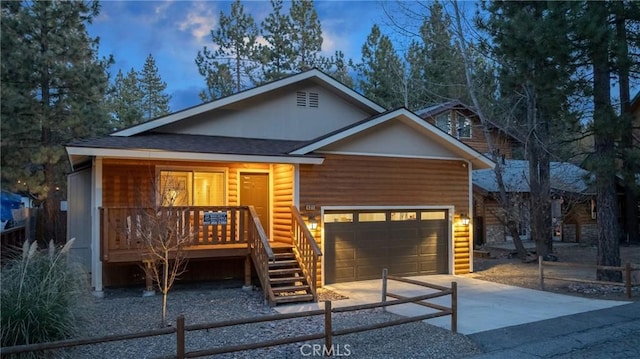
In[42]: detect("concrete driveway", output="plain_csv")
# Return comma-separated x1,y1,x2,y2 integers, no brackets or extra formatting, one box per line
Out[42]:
275,275,629,334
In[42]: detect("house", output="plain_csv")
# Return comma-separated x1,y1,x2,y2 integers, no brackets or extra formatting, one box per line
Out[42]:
65,69,494,305
417,101,599,246
472,160,597,245
416,100,521,160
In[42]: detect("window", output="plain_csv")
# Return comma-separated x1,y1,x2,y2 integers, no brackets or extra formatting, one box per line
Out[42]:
159,170,225,206
324,213,353,223
457,114,472,139
390,212,417,221
358,212,386,222
435,112,451,134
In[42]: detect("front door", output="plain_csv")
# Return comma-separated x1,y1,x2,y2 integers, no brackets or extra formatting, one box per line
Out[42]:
240,173,270,235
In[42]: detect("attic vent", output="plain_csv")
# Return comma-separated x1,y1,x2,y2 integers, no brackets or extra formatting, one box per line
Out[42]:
309,92,319,107
296,92,307,107
296,91,320,108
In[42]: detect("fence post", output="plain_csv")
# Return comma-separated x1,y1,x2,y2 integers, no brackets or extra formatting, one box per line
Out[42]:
451,281,457,334
625,263,632,299
538,256,544,291
177,315,185,359
381,268,388,312
324,300,332,357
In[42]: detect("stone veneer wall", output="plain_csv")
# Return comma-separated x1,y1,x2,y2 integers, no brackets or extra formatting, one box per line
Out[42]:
485,224,506,244
580,224,598,245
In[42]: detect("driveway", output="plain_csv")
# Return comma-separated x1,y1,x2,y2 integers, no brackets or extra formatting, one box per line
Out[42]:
275,275,629,335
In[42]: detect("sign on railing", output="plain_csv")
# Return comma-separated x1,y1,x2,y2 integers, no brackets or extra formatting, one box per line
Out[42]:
203,211,228,225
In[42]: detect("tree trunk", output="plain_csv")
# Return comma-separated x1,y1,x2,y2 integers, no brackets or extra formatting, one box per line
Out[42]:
589,1,622,282
615,2,640,244
451,1,528,259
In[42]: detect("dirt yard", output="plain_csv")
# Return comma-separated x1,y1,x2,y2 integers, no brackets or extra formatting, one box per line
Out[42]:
470,243,640,302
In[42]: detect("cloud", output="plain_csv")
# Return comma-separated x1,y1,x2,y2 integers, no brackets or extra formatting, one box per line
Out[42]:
177,2,218,45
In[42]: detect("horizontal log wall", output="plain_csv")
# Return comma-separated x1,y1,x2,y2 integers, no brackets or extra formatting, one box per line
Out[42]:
272,164,294,244
299,154,472,279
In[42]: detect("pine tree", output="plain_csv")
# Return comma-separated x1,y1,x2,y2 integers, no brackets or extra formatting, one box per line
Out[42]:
355,24,405,110
416,1,467,106
107,68,144,129
1,0,112,242
259,0,295,82
139,54,171,120
481,1,579,258
290,0,323,71
196,0,259,100
322,50,354,87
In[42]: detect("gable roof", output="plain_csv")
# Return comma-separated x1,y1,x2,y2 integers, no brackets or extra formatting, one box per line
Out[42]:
416,100,524,143
291,107,495,169
112,69,385,137
473,159,593,195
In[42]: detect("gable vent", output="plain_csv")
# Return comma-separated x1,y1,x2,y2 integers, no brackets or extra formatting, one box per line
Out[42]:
296,91,307,107
309,92,319,107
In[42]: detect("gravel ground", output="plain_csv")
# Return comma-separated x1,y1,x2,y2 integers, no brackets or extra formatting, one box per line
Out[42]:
52,244,640,358
472,243,640,301
63,283,480,359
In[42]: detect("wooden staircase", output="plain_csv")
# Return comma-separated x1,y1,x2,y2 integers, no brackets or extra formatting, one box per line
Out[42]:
268,246,315,305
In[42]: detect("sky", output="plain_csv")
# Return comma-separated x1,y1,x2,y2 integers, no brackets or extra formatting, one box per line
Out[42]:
87,0,411,111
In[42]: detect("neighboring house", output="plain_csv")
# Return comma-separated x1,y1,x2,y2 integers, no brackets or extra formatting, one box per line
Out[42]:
416,100,521,160
417,100,600,246
65,69,493,305
472,160,597,245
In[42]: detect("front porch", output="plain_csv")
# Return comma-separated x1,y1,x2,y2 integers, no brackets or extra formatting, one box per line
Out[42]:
99,205,322,305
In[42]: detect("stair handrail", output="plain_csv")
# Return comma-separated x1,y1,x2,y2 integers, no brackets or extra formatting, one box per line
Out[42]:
247,205,276,306
290,206,322,301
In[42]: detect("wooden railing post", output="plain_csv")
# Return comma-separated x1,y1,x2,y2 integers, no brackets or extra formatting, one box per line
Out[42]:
625,263,632,299
176,315,185,359
451,282,457,333
538,256,544,291
324,300,332,356
381,268,388,312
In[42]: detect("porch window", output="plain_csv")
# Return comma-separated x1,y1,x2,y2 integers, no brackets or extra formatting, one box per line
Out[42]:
457,113,472,139
159,170,226,206
435,112,452,135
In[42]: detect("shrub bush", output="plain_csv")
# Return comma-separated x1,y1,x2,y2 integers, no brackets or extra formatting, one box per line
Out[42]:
1,238,90,358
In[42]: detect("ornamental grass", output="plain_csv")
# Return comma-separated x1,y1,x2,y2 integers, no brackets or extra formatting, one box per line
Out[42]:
1,238,91,358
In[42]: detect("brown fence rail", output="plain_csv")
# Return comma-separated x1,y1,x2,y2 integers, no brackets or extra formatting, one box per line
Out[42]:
538,256,640,299
0,275,457,358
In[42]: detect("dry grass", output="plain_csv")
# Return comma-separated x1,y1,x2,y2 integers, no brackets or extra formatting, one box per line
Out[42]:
471,243,640,302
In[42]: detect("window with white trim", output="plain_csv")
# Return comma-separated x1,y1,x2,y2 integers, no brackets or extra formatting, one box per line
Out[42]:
457,114,472,139
159,170,226,206
435,112,452,134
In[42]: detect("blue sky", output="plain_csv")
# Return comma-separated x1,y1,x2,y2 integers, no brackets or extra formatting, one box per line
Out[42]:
88,0,406,111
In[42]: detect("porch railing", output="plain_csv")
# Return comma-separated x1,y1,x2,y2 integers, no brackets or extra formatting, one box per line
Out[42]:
100,206,251,262
247,206,276,305
291,206,322,300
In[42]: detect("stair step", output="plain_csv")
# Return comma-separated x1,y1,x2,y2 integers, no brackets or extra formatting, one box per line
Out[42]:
269,267,302,276
269,260,298,268
270,276,304,285
274,252,296,260
273,293,314,304
272,285,311,294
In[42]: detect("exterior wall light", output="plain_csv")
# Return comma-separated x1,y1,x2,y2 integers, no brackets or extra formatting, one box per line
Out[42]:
307,217,318,231
460,213,470,226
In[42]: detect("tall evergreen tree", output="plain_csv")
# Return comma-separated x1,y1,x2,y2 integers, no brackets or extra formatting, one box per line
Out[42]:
196,0,259,100
107,68,144,129
355,24,405,110
416,1,467,106
1,0,112,241
139,54,171,120
290,0,323,71
481,1,580,257
322,50,354,87
259,0,295,82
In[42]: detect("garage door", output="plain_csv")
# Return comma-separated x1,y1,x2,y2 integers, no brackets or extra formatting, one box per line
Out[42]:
324,209,449,284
